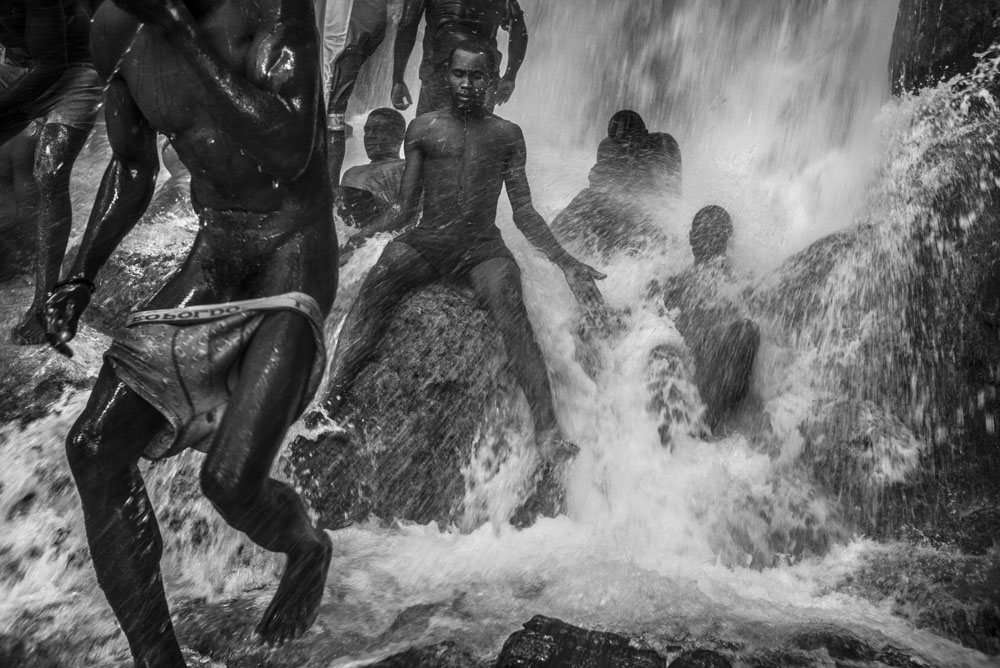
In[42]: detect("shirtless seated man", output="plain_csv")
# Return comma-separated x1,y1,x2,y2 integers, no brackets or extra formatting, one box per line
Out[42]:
338,39,604,464
338,107,406,225
44,0,336,664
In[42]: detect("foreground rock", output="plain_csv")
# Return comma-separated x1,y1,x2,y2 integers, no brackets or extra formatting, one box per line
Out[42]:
496,615,665,668
289,283,538,530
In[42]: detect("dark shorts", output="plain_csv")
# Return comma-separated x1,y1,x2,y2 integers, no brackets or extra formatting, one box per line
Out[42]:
395,224,514,279
0,63,102,130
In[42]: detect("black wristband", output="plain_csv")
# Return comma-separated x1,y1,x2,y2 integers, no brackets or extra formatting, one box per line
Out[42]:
52,276,96,293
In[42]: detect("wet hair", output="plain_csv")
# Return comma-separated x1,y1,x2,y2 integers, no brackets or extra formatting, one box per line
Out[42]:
448,39,501,77
689,205,733,264
366,107,406,142
608,110,647,141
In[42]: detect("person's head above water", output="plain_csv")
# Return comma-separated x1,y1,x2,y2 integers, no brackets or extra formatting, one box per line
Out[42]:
690,205,733,264
446,39,500,116
608,110,648,142
363,108,406,161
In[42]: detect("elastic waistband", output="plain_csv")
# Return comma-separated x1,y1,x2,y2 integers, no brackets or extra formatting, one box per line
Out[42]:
126,292,323,330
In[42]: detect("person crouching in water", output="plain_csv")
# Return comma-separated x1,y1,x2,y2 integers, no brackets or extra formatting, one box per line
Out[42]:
652,205,760,433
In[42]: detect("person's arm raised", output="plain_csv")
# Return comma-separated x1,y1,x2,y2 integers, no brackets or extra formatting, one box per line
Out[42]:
503,124,606,311
390,0,424,110
496,0,527,105
111,0,320,181
0,0,68,142
44,77,159,352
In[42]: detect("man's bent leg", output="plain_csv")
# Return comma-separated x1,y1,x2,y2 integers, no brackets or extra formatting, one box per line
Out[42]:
199,310,332,644
468,258,559,437
66,364,185,668
14,123,93,344
327,241,437,416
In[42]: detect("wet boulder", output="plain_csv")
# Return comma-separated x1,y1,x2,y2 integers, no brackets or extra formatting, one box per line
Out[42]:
289,283,542,530
363,641,483,667
890,0,1000,94
495,615,666,668
551,188,667,260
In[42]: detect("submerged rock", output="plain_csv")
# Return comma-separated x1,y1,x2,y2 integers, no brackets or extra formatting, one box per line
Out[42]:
289,283,539,530
363,641,483,667
495,615,666,668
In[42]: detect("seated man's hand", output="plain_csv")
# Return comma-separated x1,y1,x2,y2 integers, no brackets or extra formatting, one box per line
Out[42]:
44,279,93,358
391,83,412,110
495,76,516,105
562,259,607,313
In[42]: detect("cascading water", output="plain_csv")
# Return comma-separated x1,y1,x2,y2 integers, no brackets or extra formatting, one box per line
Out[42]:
2,0,998,666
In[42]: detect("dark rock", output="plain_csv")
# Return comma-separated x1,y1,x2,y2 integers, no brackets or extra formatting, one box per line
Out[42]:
289,283,539,530
667,649,732,668
889,0,1000,94
551,187,667,260
495,615,665,668
363,640,483,667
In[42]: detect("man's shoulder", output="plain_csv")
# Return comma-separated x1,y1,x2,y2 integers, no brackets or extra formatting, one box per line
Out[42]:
90,2,139,77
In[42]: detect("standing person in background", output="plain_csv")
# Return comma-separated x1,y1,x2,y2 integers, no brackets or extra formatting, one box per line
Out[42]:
0,0,103,344
324,0,391,182
391,0,526,115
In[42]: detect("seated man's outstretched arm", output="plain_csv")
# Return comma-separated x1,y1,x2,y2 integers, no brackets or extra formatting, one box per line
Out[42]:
503,124,606,311
0,0,68,142
45,76,159,348
114,0,320,181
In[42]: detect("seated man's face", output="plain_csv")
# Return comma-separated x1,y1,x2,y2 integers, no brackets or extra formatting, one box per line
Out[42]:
446,50,494,113
364,118,402,160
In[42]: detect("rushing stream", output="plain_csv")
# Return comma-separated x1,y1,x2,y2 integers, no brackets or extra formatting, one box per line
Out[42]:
2,0,999,666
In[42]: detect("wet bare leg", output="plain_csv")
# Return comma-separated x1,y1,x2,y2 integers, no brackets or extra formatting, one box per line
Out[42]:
199,311,333,645
326,241,437,416
467,258,575,457
0,129,40,284
66,364,186,668
14,123,93,344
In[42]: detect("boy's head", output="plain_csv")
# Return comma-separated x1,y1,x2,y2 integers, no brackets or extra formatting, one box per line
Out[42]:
364,108,406,161
690,205,732,264
608,109,647,142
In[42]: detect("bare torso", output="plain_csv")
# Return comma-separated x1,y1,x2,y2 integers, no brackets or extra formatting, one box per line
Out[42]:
413,109,514,232
92,1,329,216
89,0,335,309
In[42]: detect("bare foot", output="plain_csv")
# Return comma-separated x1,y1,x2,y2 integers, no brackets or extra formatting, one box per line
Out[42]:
256,530,333,645
11,310,46,345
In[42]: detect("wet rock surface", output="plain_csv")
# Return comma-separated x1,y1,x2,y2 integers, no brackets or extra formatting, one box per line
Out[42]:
496,615,665,667
289,283,534,530
890,0,1000,94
